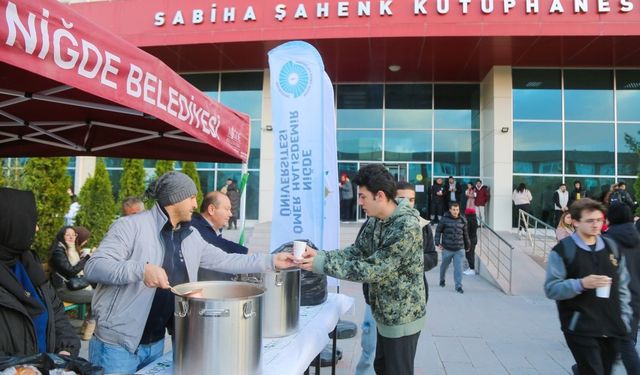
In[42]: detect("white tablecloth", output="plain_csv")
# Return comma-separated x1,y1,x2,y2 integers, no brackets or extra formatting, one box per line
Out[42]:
136,293,354,375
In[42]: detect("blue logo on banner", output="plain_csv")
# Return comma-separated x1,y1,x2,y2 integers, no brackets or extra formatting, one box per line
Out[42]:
278,61,310,98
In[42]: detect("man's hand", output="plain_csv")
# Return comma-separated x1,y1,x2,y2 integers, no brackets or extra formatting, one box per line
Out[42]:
437,245,443,251
274,252,297,270
297,246,318,271
143,264,169,289
581,275,612,289
58,350,71,356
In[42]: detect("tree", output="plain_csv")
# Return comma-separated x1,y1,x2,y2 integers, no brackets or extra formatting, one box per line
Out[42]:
0,159,5,186
181,161,203,206
75,158,116,247
154,160,175,179
118,159,146,204
22,157,71,258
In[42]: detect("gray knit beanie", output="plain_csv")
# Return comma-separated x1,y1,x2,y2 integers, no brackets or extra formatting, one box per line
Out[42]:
148,171,197,207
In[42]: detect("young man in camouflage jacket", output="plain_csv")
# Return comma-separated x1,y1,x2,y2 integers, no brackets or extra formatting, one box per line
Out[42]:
301,164,426,375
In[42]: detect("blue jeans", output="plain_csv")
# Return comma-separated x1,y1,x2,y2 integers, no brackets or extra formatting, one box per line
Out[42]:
89,336,164,373
355,304,377,375
440,249,464,289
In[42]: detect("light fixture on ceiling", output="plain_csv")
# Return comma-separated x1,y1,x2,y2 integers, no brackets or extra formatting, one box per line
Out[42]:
388,64,401,72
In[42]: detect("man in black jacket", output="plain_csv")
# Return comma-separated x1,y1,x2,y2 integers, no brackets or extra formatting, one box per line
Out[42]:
0,187,80,356
193,191,249,281
436,202,470,294
604,203,640,374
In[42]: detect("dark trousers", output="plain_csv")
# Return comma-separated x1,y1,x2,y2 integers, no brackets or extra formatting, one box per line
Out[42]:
515,204,530,231
564,333,619,375
620,323,640,375
466,242,476,270
228,216,237,229
554,210,564,228
340,199,352,220
373,330,420,375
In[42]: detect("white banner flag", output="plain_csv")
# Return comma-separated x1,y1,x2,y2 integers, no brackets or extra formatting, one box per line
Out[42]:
268,41,327,251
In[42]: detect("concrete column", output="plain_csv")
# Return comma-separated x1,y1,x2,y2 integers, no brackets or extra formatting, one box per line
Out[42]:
259,69,275,223
480,66,513,231
73,156,96,194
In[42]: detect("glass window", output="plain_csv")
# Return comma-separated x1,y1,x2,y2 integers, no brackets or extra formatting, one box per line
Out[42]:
337,130,382,161
617,124,640,176
512,69,561,120
433,130,479,176
337,85,383,129
385,110,432,130
197,170,216,193
103,158,123,168
384,130,431,162
183,73,219,98
564,70,614,121
386,84,432,109
565,123,615,175
617,70,640,122
244,171,260,220
513,122,562,174
510,176,563,226
434,85,480,129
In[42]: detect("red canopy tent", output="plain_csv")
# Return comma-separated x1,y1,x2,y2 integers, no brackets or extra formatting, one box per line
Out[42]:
0,0,249,163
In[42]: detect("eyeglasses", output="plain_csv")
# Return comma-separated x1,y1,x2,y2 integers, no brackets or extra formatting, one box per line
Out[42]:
581,218,604,224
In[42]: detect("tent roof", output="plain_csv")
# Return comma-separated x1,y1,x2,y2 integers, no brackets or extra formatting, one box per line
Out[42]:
0,0,250,163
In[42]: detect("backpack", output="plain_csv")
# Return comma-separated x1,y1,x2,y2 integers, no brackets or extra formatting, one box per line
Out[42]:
609,190,627,205
557,236,620,267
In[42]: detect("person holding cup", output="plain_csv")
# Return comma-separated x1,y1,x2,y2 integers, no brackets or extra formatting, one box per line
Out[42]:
544,198,632,375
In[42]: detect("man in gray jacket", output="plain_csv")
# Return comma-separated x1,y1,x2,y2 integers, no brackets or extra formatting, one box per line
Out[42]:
85,171,295,373
544,198,632,375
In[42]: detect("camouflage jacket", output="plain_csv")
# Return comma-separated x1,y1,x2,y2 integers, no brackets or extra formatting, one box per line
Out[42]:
313,199,426,338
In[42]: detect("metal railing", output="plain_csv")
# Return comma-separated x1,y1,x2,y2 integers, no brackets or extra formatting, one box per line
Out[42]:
517,209,557,262
477,220,514,295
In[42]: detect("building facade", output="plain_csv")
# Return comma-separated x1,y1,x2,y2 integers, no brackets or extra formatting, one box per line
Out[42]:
62,0,640,230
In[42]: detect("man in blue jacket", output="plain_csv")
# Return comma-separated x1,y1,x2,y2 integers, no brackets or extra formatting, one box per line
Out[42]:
193,191,248,281
85,172,295,373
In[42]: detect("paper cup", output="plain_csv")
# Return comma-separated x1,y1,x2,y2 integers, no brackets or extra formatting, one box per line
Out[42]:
81,248,91,257
596,285,611,298
293,241,306,260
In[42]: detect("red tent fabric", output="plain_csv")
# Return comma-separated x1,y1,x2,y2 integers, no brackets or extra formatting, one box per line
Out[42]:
0,0,249,162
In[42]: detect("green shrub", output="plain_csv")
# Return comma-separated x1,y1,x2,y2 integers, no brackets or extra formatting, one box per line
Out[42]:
118,158,146,205
75,158,116,247
181,161,203,206
22,157,71,258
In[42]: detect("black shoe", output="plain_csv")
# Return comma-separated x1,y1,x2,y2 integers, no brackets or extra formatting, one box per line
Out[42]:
456,287,464,294
439,280,445,287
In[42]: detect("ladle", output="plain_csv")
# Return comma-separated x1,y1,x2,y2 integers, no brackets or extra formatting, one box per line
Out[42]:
170,285,203,297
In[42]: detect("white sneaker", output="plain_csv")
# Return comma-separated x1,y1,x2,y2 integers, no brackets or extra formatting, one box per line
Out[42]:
463,269,476,276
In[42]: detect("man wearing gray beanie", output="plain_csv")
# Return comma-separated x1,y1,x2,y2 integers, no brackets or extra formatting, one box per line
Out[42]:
85,171,296,373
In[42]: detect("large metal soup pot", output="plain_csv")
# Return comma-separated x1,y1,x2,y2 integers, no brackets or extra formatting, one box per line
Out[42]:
173,281,264,375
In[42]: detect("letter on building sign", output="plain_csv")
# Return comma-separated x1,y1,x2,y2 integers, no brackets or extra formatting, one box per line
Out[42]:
504,0,516,13
192,9,204,24
549,0,564,13
5,2,38,54
275,4,286,21
172,11,185,25
379,0,393,15
358,1,371,16
294,4,308,18
414,0,427,14
153,12,165,26
574,0,588,12
459,0,471,14
598,0,610,12
338,2,349,17
317,2,329,17
244,6,257,21
438,0,449,14
620,0,633,12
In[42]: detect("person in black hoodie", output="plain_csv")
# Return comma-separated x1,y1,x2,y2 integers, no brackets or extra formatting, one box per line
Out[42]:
0,187,80,356
604,203,640,374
